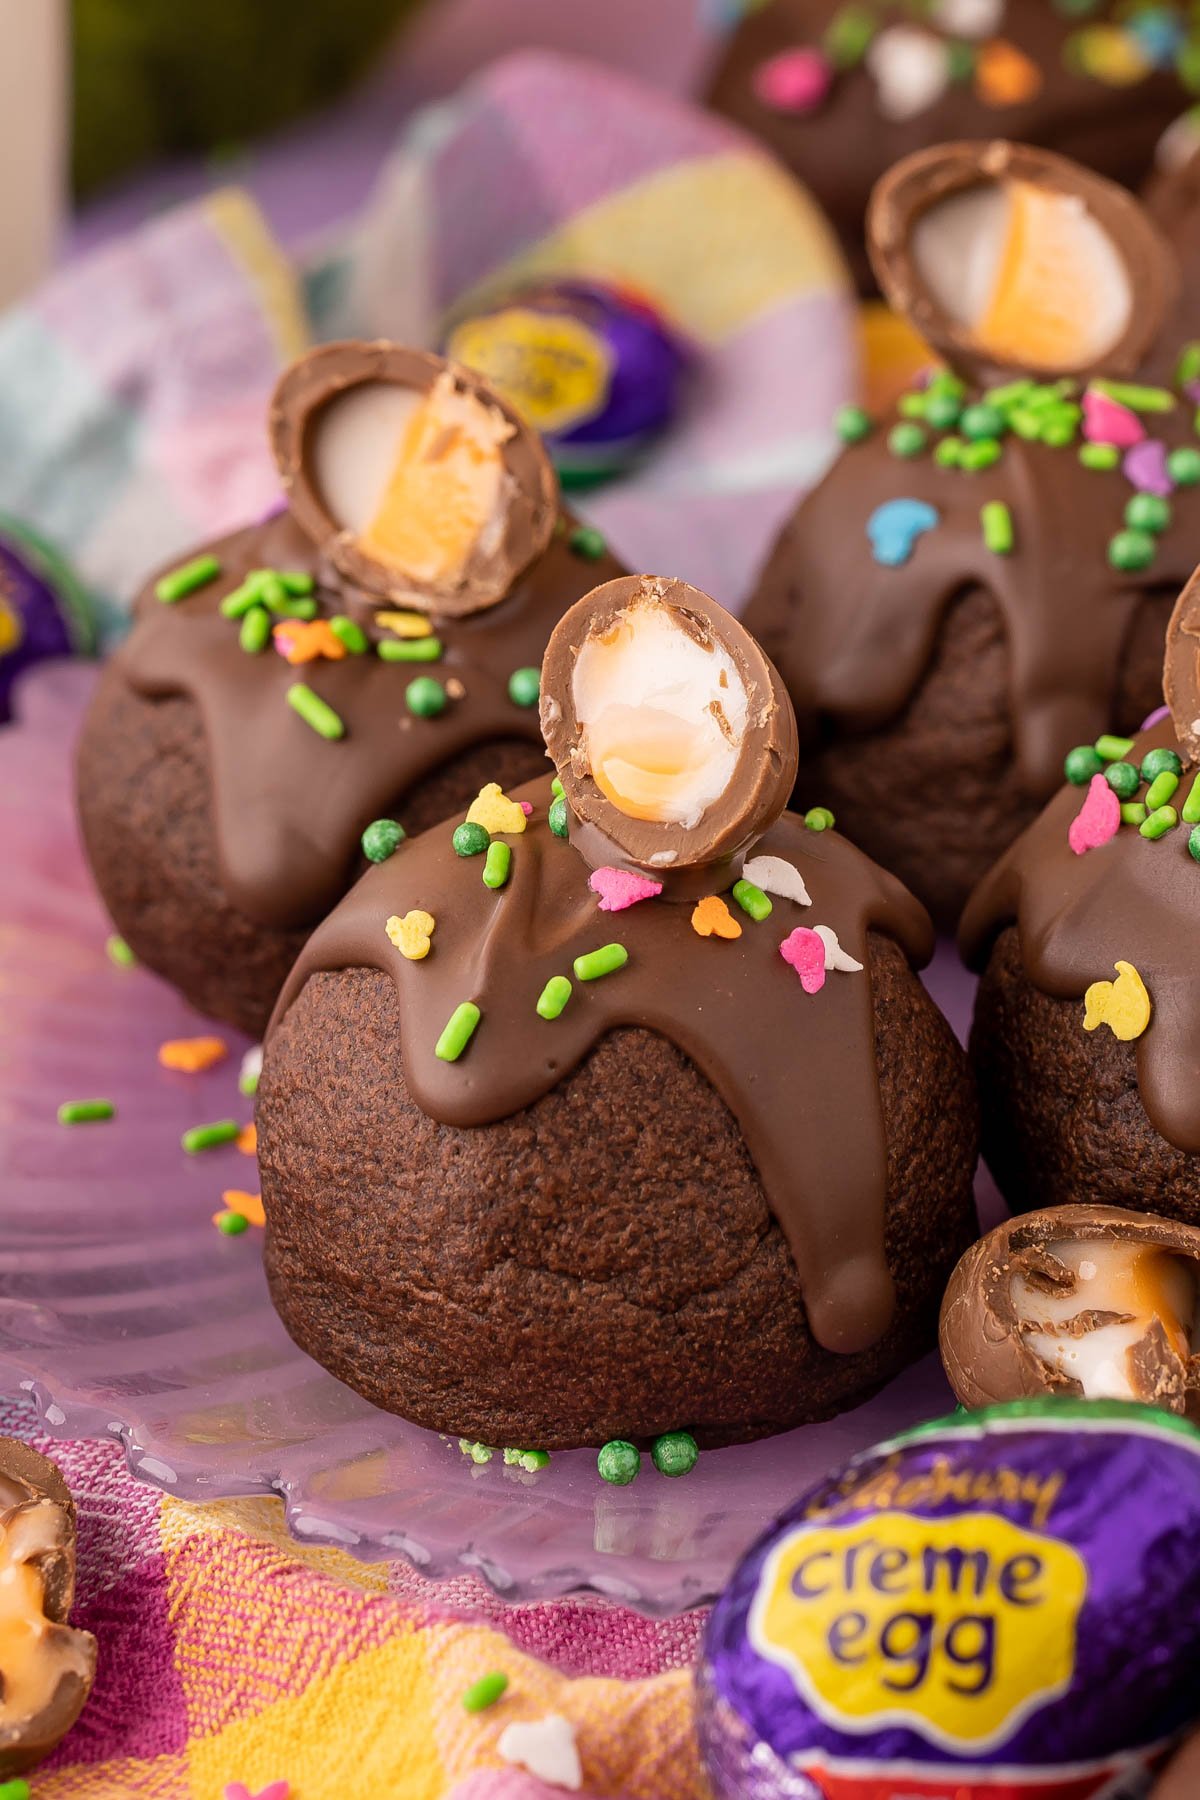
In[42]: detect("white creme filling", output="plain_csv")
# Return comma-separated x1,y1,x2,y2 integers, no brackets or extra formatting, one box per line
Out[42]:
1013,1237,1195,1401
572,603,749,829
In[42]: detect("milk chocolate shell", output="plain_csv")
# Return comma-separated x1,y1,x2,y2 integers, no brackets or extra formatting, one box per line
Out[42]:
706,0,1196,294
0,1438,96,1777
743,141,1198,929
258,581,977,1448
76,341,625,1037
941,1205,1200,1418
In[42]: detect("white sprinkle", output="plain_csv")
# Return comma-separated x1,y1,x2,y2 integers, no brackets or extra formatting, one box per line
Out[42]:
496,1715,582,1791
1078,1259,1097,1282
931,0,1002,39
813,924,863,974
867,25,950,121
742,854,811,908
239,1045,263,1096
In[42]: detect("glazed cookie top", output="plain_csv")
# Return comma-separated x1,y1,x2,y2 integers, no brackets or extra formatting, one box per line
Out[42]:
110,342,625,931
749,141,1200,801
271,576,935,1357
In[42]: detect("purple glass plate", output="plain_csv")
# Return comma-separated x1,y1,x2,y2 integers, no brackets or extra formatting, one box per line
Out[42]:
0,661,991,1615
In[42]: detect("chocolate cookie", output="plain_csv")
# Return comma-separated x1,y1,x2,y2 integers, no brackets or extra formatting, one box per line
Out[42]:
76,342,625,1036
706,0,1197,293
258,576,978,1450
744,141,1200,929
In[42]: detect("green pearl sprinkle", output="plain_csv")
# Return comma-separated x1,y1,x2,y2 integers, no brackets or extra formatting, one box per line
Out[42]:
329,615,368,653
216,1211,249,1236
1079,443,1120,471
1189,824,1200,862
933,437,962,469
507,666,540,708
287,682,345,740
1181,774,1200,825
835,404,872,442
568,525,608,561
1168,446,1200,487
1108,529,1156,573
1095,733,1135,762
378,636,442,662
482,841,511,889
1120,802,1148,827
652,1430,699,1478
1146,770,1180,811
1140,805,1179,840
573,943,628,982
239,604,271,654
536,975,573,1020
453,821,490,857
548,796,570,838
823,4,876,66
959,438,1001,472
435,1002,481,1062
1103,761,1140,800
57,1099,115,1125
1141,747,1183,783
804,806,835,831
980,501,1014,555
1064,745,1104,785
732,878,772,921
155,553,221,603
106,934,136,968
898,392,927,420
0,1779,32,1800
504,1448,550,1471
361,819,406,863
462,1672,509,1714
406,676,447,718
597,1441,640,1486
959,403,1005,441
1125,493,1171,535
887,422,926,459
924,392,961,430
181,1119,240,1154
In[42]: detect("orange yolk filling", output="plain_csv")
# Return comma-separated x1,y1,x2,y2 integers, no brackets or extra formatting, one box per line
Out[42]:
975,181,1123,369
359,382,506,584
587,702,717,822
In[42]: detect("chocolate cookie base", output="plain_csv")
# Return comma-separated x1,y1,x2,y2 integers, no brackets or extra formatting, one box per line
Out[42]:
972,927,1200,1222
747,581,1174,932
76,666,549,1037
258,936,978,1449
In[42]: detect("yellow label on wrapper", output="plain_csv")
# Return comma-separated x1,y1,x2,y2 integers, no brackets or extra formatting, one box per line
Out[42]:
748,1511,1087,1754
447,308,611,435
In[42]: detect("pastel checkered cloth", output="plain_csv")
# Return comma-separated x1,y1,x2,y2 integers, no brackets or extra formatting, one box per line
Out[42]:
6,1395,707,1799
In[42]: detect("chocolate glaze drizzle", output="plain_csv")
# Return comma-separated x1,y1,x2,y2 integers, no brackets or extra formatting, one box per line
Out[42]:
960,716,1200,1152
112,508,624,930
269,776,934,1354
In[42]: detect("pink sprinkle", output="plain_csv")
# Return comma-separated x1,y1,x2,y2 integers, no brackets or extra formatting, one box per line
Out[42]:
1123,437,1172,496
752,47,832,114
224,1786,289,1800
1068,774,1120,856
1082,388,1144,449
518,800,534,816
271,624,298,658
588,866,663,912
779,926,827,994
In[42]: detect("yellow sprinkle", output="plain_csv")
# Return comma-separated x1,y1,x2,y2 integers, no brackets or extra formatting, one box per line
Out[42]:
1083,960,1152,1042
376,609,433,639
221,1188,265,1227
465,782,528,836
386,909,437,960
157,1036,229,1073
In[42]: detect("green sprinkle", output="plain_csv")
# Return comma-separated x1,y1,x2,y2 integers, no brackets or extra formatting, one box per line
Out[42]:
1108,529,1156,573
453,821,490,857
280,571,315,596
597,1440,640,1486
1176,342,1200,388
459,1438,494,1465
652,1430,699,1478
1181,774,1200,824
287,682,345,740
924,391,961,430
58,1099,114,1125
1189,824,1200,862
1120,802,1148,827
1064,745,1103,785
503,1447,551,1472
1141,747,1183,784
887,422,926,459
1168,446,1200,487
181,1119,240,1154
984,378,1033,412
155,553,221,603
944,39,974,80
1140,805,1179,840
551,776,564,798
219,580,266,619
1008,408,1043,441
823,3,876,66
361,819,406,863
981,501,1013,555
573,943,628,982
462,1671,509,1714
959,403,1005,441
483,841,512,889
959,438,1002,472
732,878,772,922
277,596,317,621
216,1210,249,1236
257,573,288,610
238,1050,261,1097
536,975,573,1020
1040,414,1078,448
1079,443,1119,471
1095,734,1135,762
548,796,570,838
834,403,872,443
0,1780,32,1800
507,666,540,708
804,806,835,831
1092,380,1176,414
239,604,271,654
106,934,135,968
1125,493,1171,535
933,436,962,469
378,635,443,662
1103,761,1140,800
568,525,607,561
329,615,368,654
436,1002,481,1062
406,676,447,718
898,392,927,420
1146,769,1180,810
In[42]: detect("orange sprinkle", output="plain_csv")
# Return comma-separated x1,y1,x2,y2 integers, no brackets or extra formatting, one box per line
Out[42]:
221,1188,265,1227
157,1036,229,1073
975,38,1042,107
691,895,742,940
237,1122,257,1156
273,618,347,665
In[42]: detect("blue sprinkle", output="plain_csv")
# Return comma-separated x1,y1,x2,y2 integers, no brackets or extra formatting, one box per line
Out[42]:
1126,9,1185,66
867,498,939,567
